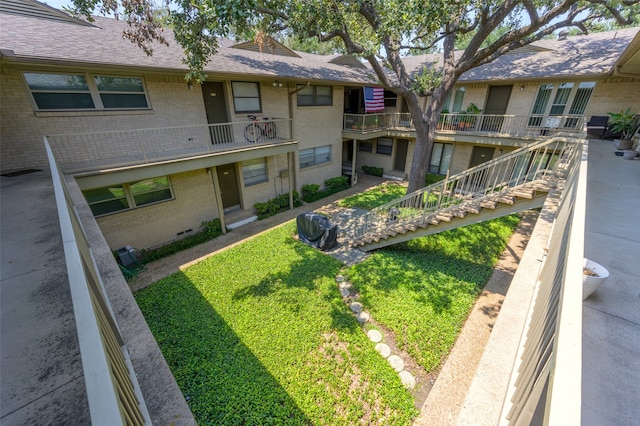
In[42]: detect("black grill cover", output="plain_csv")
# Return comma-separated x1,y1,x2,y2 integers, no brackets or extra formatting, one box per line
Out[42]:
296,212,338,251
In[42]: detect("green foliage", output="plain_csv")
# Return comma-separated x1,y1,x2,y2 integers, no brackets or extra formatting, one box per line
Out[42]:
254,191,302,219
607,107,639,140
135,223,417,424
425,173,446,185
141,218,223,263
338,182,407,210
346,215,521,373
361,165,383,177
301,176,350,203
411,64,443,96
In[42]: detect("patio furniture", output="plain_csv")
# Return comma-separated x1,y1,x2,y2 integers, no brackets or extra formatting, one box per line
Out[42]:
586,116,609,139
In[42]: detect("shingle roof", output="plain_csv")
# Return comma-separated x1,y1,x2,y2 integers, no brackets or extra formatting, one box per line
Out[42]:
403,27,640,82
0,13,377,84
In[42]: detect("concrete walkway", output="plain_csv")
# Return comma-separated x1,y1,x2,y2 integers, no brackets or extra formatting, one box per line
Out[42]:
582,140,640,425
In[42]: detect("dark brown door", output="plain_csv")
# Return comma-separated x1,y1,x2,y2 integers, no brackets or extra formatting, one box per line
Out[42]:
394,139,409,172
467,146,495,192
482,85,512,131
202,82,231,143
216,164,240,210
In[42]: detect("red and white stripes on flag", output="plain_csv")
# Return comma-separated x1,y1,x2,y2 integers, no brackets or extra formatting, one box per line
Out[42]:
364,86,384,113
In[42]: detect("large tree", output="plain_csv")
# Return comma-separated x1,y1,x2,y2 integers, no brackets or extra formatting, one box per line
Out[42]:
71,0,640,193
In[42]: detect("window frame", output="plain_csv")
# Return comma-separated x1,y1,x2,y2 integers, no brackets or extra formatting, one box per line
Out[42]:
241,158,268,187
376,138,393,156
429,143,454,175
358,141,373,152
232,81,262,113
296,85,333,107
22,71,150,112
299,145,332,169
84,176,173,217
528,81,595,128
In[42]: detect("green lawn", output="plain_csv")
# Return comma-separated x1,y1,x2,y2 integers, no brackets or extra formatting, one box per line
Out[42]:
135,223,418,425
136,183,521,425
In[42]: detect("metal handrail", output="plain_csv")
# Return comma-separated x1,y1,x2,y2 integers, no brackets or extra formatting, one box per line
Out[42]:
345,137,581,241
46,118,294,172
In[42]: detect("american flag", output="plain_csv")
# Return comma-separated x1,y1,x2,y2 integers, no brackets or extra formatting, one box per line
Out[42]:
364,86,384,113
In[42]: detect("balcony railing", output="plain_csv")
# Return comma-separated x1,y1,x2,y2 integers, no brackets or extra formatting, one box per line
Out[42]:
343,113,586,138
47,118,293,173
44,138,151,425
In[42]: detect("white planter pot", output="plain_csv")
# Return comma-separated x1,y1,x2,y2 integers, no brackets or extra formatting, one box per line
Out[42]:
583,258,609,300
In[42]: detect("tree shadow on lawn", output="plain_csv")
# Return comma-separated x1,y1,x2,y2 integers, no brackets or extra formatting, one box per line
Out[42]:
135,273,312,425
231,236,359,333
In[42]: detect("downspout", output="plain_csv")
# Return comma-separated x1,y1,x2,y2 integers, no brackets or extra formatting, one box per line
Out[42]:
351,139,358,186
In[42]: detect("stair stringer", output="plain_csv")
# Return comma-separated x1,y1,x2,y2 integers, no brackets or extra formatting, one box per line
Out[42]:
357,193,547,252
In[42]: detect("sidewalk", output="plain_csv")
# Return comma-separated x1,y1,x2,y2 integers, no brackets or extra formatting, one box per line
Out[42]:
130,173,387,291
582,140,640,425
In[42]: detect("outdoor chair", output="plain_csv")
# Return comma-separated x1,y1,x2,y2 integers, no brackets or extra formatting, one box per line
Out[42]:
116,245,146,281
586,116,609,139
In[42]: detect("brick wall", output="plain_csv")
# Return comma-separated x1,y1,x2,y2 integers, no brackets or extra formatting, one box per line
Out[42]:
95,169,218,250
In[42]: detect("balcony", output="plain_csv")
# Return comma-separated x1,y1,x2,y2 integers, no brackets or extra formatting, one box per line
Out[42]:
47,118,294,173
343,113,586,138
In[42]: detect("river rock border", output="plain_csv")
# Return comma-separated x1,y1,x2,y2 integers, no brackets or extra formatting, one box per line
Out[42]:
336,275,416,389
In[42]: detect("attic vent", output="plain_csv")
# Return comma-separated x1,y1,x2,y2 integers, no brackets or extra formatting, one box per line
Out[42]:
328,55,367,68
232,37,301,58
557,30,570,40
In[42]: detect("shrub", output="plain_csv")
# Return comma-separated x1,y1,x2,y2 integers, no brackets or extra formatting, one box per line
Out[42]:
254,191,302,219
141,218,223,263
301,176,350,202
301,183,320,200
426,173,447,185
362,165,383,177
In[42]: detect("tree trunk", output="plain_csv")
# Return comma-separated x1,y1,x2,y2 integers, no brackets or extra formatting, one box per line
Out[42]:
406,95,445,194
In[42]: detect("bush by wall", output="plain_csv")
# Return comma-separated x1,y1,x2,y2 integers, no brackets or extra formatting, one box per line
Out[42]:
254,191,302,219
301,176,350,202
140,218,223,263
362,165,383,177
426,173,447,185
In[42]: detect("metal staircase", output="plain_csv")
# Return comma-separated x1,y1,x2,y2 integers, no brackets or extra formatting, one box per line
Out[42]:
343,137,582,251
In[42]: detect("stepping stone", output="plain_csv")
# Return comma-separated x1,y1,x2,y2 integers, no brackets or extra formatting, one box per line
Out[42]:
367,329,383,343
338,281,352,290
356,311,370,323
340,288,351,297
335,275,345,282
375,343,391,358
399,370,416,389
388,355,404,372
350,302,363,313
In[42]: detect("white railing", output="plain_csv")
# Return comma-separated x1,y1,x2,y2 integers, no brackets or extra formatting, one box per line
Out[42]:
503,141,586,425
345,137,580,242
44,137,151,425
47,118,293,172
343,113,586,137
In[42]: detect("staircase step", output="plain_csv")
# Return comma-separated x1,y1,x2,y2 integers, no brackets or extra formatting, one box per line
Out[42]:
463,204,482,215
495,195,515,205
436,213,452,222
479,200,497,209
450,209,468,218
512,189,535,199
428,217,440,225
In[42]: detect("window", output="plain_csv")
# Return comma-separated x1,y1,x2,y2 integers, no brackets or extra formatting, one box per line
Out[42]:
299,145,331,168
528,82,595,127
94,76,148,109
359,141,373,152
429,143,454,174
242,158,268,186
84,176,172,216
383,90,397,107
232,81,261,113
376,138,393,156
452,87,466,112
297,85,332,106
23,72,149,111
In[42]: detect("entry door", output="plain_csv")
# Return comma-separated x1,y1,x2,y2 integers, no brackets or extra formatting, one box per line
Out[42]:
202,82,231,143
482,86,512,131
466,146,495,192
216,164,240,211
394,139,409,172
